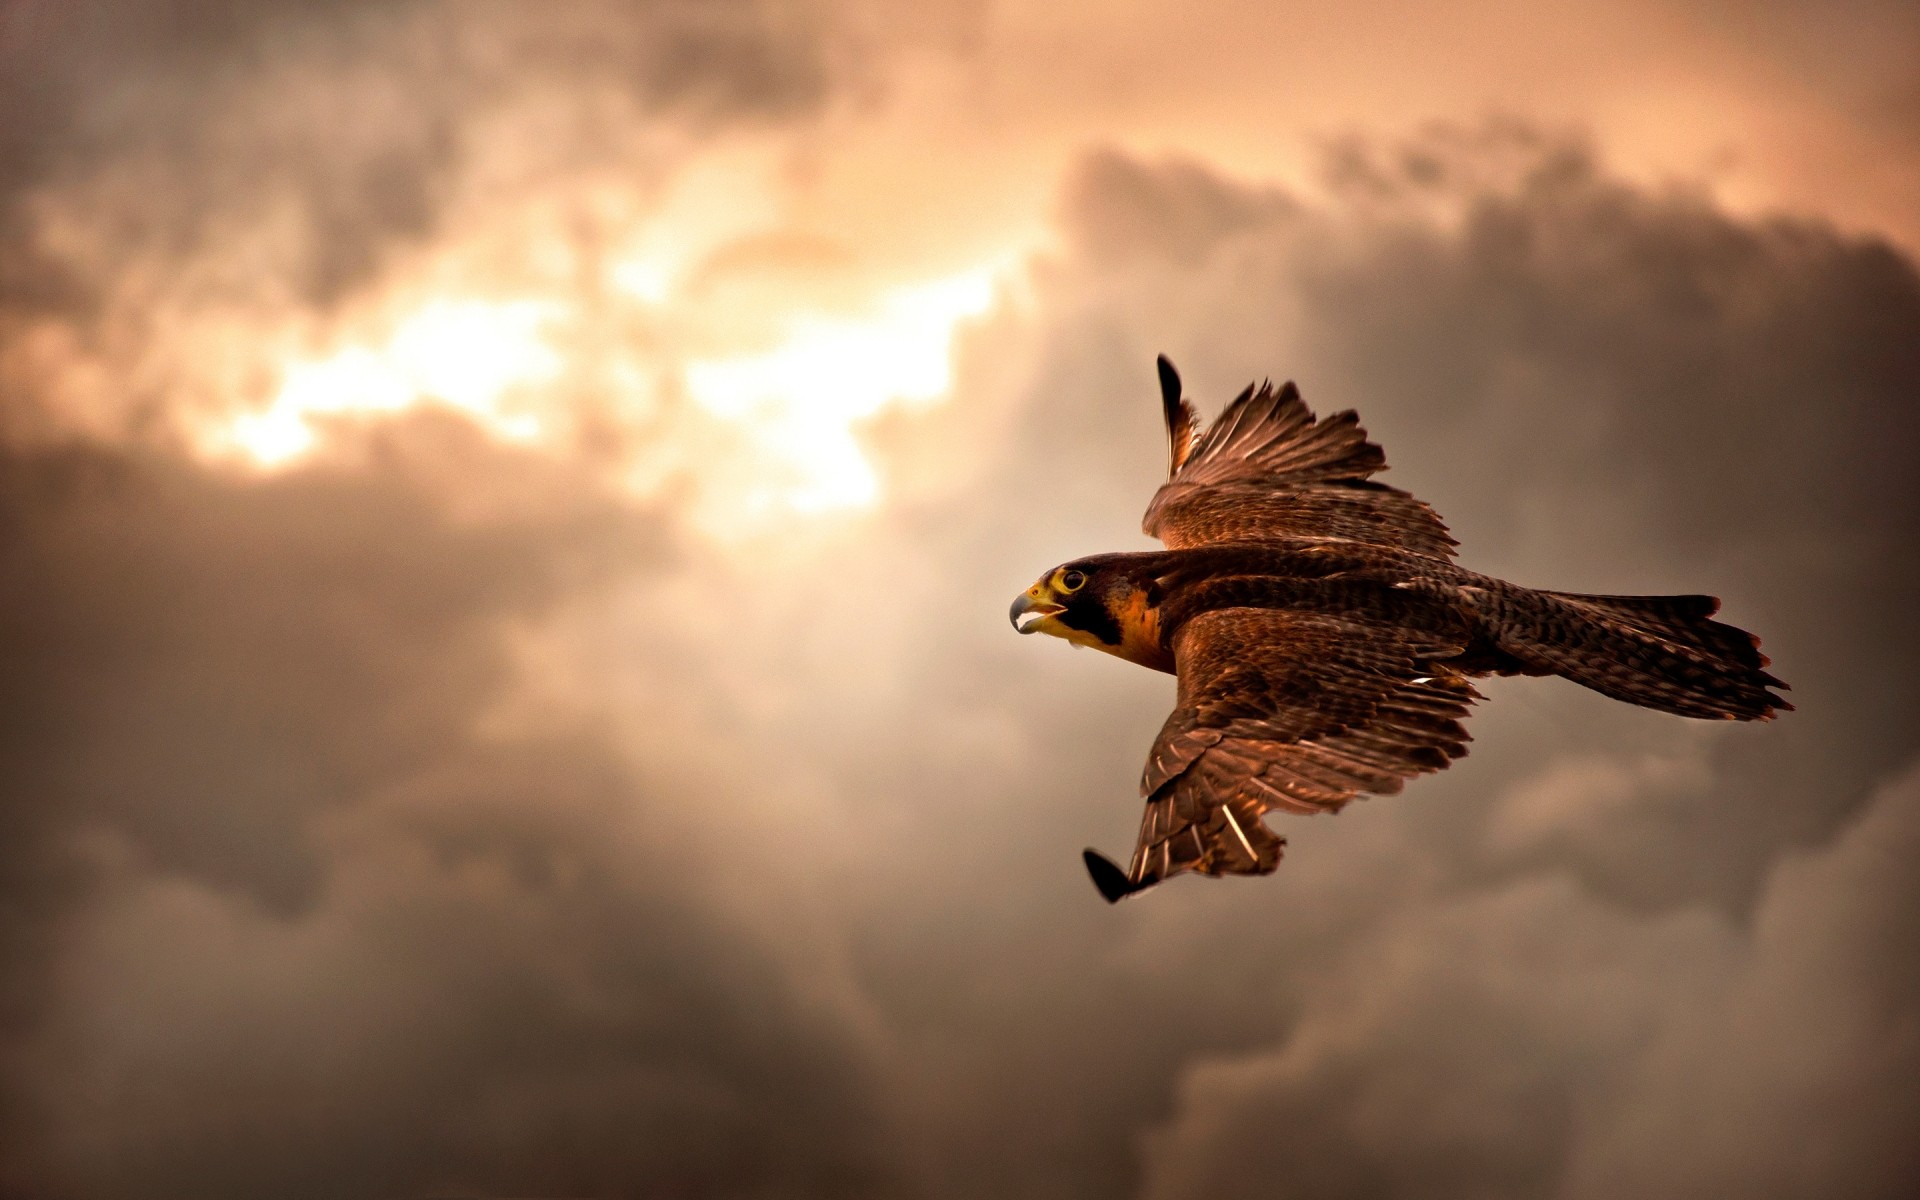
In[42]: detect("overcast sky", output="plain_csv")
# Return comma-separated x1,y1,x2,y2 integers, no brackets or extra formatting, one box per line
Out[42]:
2,2,1917,1197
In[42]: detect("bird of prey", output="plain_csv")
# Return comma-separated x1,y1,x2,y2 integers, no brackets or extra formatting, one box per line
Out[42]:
1010,357,1789,902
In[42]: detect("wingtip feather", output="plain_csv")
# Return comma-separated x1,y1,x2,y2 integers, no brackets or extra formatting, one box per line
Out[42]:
1157,355,1202,479
1083,849,1138,903
1157,354,1180,399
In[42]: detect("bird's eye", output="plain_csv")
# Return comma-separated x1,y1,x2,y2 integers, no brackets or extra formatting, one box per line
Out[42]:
1060,570,1087,592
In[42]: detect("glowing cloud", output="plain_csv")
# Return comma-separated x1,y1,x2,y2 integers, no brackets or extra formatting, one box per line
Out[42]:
220,299,561,465
682,268,998,514
202,254,1005,535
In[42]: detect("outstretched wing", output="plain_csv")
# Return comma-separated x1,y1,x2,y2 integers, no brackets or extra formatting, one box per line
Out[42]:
1142,356,1456,558
1086,606,1481,901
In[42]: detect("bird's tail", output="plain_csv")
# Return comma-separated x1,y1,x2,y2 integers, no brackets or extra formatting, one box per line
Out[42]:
1497,589,1791,720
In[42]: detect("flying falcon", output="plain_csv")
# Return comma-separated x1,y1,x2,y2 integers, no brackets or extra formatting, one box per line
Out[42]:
1010,357,1789,902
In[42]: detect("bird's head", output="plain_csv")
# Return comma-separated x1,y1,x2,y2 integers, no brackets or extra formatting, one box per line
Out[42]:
1009,555,1172,671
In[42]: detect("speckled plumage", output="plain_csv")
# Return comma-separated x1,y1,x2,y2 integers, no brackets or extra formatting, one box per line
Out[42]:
1012,357,1789,901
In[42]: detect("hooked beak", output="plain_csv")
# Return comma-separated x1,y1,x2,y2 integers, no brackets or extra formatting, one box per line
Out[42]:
1009,585,1064,634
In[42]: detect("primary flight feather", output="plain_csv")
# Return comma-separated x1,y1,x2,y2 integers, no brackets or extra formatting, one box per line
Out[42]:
1009,357,1789,902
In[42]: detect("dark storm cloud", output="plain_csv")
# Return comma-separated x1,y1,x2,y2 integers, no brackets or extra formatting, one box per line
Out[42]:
1565,763,1920,1198
0,0,840,325
0,421,648,913
0,422,905,1198
1136,765,1920,1200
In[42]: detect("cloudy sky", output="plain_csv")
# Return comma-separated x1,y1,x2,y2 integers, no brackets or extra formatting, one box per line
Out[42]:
2,1,1917,1196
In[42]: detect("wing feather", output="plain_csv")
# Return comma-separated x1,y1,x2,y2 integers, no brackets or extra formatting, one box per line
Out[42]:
1158,355,1201,477
1145,360,1455,557
1108,608,1479,896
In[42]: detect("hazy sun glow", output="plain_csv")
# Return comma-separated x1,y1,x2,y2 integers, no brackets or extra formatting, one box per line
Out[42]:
682,268,999,514
210,259,1003,525
220,299,561,464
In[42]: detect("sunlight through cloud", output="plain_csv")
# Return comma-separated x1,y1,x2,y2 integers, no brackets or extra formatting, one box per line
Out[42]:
682,267,998,514
202,253,1006,538
220,299,560,464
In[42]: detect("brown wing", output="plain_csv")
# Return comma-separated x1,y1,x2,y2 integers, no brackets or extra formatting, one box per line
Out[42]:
1089,607,1480,900
1142,357,1456,558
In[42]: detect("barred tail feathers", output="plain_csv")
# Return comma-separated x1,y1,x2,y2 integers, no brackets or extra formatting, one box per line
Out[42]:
1497,588,1791,720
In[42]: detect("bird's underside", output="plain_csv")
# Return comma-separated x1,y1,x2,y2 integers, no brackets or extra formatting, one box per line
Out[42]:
1010,357,1790,902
